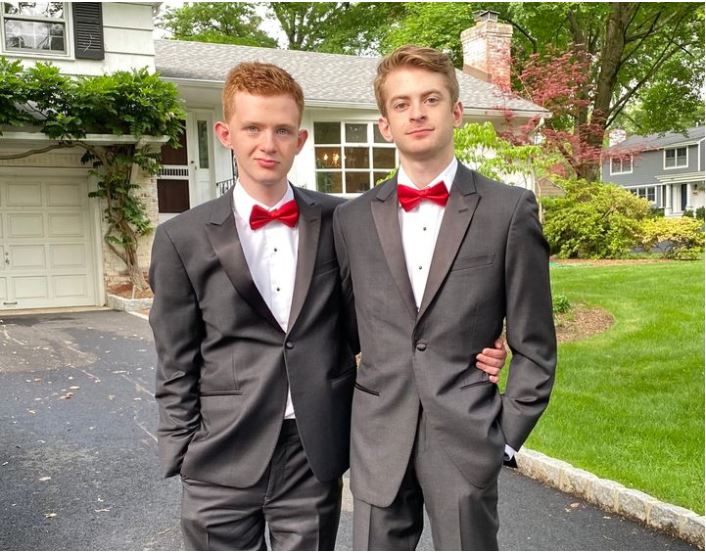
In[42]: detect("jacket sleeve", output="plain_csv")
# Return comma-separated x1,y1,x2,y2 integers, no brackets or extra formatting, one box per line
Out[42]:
149,225,203,478
333,205,360,356
500,190,557,450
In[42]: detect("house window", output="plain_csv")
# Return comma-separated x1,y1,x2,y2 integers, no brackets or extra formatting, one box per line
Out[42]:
632,186,658,205
1,2,66,54
609,155,632,175
313,122,397,194
664,147,688,169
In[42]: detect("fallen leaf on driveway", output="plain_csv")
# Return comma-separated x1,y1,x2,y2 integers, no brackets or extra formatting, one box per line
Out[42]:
69,386,80,390
39,476,51,482
44,513,57,518
59,392,74,400
94,508,111,513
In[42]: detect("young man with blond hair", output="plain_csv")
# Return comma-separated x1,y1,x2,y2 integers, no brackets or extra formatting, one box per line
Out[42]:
334,45,557,550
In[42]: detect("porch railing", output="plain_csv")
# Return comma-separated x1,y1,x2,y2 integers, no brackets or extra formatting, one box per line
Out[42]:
216,178,235,197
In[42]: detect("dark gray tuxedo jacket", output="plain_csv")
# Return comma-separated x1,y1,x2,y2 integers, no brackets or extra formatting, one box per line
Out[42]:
333,163,557,507
149,186,356,488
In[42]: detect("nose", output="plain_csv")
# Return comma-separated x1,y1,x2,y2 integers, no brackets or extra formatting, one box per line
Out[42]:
260,130,277,153
409,100,426,122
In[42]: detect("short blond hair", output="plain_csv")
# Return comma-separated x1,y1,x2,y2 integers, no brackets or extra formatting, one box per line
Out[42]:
374,45,459,116
222,62,304,121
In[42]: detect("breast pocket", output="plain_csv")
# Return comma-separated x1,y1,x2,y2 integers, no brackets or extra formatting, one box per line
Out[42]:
450,253,495,272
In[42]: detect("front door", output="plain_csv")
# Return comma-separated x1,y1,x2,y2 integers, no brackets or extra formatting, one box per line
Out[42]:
187,111,215,208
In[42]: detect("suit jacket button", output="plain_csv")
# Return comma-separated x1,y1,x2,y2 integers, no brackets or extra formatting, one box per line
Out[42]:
416,342,427,352
285,341,294,350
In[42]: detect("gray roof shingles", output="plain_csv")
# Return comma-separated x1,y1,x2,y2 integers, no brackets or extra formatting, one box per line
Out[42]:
154,39,548,116
608,126,705,153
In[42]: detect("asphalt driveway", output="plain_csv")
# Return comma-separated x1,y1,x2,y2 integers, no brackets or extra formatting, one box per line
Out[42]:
0,310,696,550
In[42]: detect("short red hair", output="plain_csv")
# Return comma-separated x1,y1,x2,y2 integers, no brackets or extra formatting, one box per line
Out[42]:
222,62,304,121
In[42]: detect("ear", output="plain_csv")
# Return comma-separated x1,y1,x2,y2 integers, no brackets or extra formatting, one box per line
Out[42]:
452,101,464,129
378,116,394,142
295,129,308,154
214,121,232,149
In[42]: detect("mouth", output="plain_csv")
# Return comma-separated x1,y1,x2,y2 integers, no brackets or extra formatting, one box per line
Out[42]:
407,128,433,137
256,159,278,169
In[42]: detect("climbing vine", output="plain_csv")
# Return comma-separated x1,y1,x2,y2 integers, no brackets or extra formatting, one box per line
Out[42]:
0,57,185,290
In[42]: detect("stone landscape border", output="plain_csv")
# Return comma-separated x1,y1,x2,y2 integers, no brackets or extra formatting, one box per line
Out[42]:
516,448,705,549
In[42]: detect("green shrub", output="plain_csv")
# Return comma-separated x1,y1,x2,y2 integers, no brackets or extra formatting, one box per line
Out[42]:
552,293,572,314
696,207,705,221
639,217,705,260
542,178,651,258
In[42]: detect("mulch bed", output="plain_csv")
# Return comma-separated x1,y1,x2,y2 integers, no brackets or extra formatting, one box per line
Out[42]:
106,282,154,300
554,304,614,343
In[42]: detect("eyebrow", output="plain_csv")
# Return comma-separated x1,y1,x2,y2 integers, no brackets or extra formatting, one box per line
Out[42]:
389,89,444,102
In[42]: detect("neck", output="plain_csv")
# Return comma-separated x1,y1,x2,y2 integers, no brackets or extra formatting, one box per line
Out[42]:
239,176,288,207
399,151,455,189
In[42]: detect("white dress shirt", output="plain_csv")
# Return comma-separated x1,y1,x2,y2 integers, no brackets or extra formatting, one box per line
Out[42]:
233,181,298,419
397,158,457,309
397,160,516,460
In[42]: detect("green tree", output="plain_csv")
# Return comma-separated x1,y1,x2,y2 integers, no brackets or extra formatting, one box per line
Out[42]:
499,3,704,180
382,3,479,67
383,3,704,182
270,2,404,54
158,2,277,47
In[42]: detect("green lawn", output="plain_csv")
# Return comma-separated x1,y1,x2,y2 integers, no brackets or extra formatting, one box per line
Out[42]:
522,260,704,513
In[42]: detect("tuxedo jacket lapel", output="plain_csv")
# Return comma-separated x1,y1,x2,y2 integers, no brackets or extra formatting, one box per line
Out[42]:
204,189,282,332
371,178,417,321
287,187,321,333
417,164,481,322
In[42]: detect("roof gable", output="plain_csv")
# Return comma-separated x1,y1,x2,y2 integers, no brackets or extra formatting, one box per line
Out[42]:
154,39,548,117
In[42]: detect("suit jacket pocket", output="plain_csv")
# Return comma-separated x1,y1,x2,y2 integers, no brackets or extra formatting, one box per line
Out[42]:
199,389,243,396
451,253,495,272
460,364,491,389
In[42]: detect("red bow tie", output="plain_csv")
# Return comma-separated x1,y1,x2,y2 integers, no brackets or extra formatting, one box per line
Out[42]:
249,199,299,230
397,181,449,211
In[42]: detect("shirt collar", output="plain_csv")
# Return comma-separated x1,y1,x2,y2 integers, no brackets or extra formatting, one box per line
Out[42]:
233,180,295,221
397,157,457,193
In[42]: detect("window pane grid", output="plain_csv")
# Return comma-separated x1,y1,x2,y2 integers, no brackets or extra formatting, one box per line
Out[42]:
2,2,66,53
314,121,397,194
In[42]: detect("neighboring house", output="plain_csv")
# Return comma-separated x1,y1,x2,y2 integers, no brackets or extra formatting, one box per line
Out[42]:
602,126,705,216
0,4,547,312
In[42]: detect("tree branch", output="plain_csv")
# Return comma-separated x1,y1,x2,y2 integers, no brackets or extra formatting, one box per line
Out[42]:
606,41,684,126
0,142,74,161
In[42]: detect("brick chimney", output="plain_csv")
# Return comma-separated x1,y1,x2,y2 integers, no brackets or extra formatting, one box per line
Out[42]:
461,10,513,91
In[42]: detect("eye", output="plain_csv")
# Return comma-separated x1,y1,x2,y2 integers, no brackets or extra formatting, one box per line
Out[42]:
392,101,408,111
425,96,440,105
276,128,291,136
245,126,258,134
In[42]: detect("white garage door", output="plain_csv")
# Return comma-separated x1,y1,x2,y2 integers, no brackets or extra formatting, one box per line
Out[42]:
0,176,98,310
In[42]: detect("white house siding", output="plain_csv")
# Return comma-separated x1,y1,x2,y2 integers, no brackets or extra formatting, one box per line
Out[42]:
1,2,155,75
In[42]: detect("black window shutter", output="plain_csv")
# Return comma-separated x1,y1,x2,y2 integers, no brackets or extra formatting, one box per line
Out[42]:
72,3,104,60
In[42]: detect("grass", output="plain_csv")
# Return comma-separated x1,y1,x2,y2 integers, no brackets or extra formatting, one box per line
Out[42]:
515,260,704,513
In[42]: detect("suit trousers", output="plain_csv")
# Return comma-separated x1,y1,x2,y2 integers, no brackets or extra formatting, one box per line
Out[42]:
352,410,499,551
180,420,342,550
